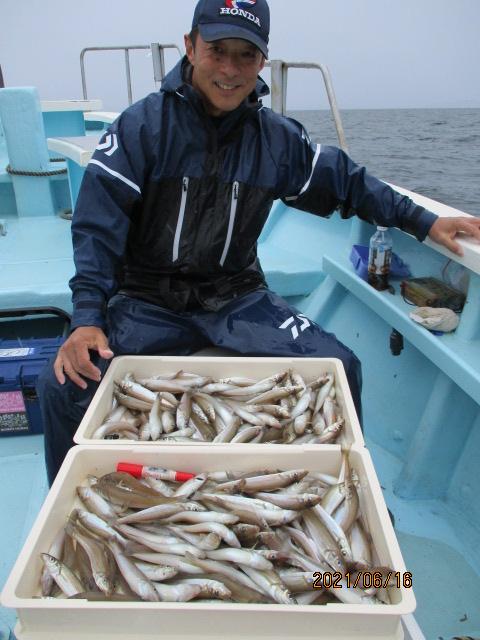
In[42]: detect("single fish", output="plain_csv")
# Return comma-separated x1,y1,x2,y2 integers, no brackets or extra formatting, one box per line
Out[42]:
238,565,296,605
107,541,160,602
132,562,178,582
216,469,309,494
173,578,232,600
41,553,84,597
254,491,322,510
206,548,273,571
66,522,115,595
118,373,158,404
152,582,202,602
40,528,66,597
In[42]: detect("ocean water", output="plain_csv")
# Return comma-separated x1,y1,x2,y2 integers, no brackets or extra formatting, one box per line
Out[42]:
289,108,480,217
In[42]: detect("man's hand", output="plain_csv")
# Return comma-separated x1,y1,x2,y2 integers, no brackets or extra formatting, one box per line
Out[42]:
54,326,114,389
428,216,480,257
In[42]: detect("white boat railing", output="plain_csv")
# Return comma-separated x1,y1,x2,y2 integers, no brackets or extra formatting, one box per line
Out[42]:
80,43,183,106
386,183,480,278
267,60,348,152
79,43,349,152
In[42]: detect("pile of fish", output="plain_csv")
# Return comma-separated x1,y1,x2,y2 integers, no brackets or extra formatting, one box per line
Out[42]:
92,369,345,444
40,456,395,605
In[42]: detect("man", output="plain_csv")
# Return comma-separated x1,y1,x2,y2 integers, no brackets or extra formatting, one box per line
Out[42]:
38,0,480,485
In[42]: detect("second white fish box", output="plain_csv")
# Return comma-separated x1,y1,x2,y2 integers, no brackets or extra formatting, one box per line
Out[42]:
2,445,413,640
73,356,364,448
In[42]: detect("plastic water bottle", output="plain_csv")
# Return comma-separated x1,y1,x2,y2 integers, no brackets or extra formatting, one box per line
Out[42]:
368,226,393,291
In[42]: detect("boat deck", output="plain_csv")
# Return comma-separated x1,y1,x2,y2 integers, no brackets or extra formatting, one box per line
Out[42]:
369,440,480,639
0,435,47,639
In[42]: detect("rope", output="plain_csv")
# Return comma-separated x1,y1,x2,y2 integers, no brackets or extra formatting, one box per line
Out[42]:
6,158,67,177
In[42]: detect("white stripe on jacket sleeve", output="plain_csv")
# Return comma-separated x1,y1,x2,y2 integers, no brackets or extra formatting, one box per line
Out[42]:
285,143,322,202
88,159,141,194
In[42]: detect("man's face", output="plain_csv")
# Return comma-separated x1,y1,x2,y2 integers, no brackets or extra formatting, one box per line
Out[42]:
185,32,265,117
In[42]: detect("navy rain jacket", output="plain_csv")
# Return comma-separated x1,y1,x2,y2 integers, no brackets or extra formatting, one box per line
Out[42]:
70,57,437,330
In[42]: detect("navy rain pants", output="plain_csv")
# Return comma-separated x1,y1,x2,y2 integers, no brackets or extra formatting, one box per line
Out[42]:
37,289,362,485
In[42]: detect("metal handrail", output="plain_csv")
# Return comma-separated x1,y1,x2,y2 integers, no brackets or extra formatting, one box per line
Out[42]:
79,47,347,151
80,43,182,105
267,60,348,152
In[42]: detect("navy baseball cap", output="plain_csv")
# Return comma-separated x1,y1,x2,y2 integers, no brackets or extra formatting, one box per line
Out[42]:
192,0,270,59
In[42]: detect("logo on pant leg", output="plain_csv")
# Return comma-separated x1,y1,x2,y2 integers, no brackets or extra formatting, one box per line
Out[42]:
278,314,311,340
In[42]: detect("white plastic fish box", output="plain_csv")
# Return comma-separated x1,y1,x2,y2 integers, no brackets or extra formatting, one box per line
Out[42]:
2,445,414,640
73,355,364,448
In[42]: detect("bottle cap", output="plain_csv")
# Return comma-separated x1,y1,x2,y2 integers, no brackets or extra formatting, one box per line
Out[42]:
117,462,143,478
377,226,388,231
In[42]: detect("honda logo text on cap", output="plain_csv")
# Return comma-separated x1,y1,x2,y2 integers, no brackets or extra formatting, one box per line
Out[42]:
221,0,261,27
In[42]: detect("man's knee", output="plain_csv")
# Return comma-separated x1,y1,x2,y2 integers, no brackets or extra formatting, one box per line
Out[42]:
341,347,362,384
36,359,99,423
334,347,363,425
37,360,63,400
332,343,362,393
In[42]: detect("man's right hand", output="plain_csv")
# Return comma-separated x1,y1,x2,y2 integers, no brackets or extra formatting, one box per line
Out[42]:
54,326,114,389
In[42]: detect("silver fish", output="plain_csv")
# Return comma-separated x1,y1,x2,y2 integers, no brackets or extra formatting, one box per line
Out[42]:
238,565,296,605
41,553,84,597
147,395,163,441
116,503,186,525
77,486,119,521
132,552,204,575
173,578,232,600
216,469,309,494
179,522,241,548
132,562,178,582
206,548,273,571
176,392,192,430
114,389,153,412
183,552,265,596
118,374,158,404
152,582,202,602
66,522,115,595
108,541,160,602
254,491,322,510
40,529,66,597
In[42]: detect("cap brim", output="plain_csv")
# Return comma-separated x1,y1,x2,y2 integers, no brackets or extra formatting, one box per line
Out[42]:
199,23,268,59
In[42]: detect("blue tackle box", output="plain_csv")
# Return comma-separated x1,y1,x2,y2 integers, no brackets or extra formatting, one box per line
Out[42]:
0,337,64,436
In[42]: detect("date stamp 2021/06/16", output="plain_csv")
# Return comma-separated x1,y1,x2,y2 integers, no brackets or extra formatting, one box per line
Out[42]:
312,571,413,590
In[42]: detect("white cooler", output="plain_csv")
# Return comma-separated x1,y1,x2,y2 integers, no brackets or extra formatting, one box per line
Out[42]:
73,356,364,448
2,445,414,640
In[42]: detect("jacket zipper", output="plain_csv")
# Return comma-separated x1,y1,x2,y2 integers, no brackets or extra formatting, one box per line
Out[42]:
172,176,189,262
219,181,239,267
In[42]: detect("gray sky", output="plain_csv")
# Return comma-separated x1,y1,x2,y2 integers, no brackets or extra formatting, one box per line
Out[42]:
1,0,479,111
